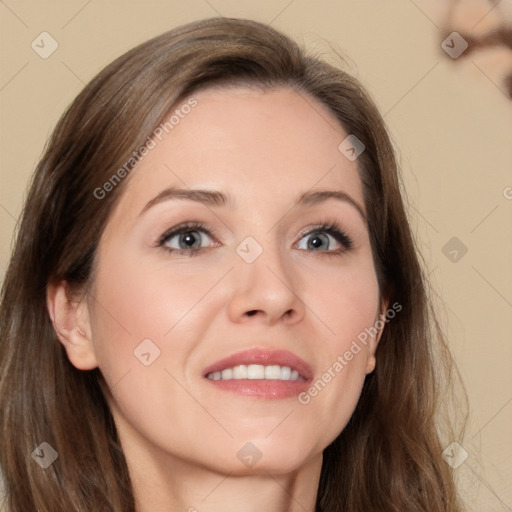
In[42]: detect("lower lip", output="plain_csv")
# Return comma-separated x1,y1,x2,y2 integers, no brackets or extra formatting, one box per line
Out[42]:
204,378,310,399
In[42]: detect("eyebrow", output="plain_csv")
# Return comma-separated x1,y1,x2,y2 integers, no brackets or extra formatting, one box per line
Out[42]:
139,186,366,221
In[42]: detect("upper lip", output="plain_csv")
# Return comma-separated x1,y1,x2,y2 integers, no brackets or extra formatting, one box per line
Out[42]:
202,348,314,381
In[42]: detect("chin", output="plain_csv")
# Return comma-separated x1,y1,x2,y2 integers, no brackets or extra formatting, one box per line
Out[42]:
201,434,323,476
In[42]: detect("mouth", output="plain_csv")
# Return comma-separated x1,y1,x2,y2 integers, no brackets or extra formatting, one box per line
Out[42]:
202,348,313,399
206,364,305,381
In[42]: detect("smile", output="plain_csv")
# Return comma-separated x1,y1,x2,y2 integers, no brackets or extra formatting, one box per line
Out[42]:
202,348,313,399
206,364,304,381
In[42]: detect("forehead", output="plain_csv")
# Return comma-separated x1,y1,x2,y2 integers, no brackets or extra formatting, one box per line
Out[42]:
109,85,364,219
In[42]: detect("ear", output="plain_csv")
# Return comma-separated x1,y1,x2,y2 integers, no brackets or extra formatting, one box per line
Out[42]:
365,296,391,375
46,281,98,370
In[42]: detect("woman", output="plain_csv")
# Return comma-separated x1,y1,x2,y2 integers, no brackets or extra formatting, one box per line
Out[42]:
0,17,466,512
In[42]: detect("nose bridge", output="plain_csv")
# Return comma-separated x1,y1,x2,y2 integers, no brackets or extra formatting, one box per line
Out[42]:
238,232,288,284
226,230,304,323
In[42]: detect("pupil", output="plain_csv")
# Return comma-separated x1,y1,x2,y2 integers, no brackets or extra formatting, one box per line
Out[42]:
182,232,197,247
310,234,324,249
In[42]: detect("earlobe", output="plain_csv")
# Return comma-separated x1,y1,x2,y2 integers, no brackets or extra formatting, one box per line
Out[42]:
365,297,391,375
46,281,98,370
365,357,376,374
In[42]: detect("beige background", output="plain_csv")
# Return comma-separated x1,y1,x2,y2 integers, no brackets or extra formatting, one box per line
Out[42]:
1,1,511,510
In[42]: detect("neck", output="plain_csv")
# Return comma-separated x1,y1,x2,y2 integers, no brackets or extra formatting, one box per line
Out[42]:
123,435,322,512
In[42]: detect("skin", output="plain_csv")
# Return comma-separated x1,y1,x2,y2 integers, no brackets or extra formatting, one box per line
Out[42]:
47,85,388,512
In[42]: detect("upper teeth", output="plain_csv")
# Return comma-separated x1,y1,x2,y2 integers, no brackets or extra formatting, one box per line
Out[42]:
206,364,302,381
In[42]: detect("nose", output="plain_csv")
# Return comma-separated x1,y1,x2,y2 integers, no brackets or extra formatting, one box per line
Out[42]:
226,236,305,326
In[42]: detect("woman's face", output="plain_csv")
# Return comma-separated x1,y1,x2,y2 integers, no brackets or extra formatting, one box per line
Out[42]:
79,85,385,474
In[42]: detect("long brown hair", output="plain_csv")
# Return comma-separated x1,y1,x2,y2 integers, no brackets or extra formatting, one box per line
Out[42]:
0,17,466,511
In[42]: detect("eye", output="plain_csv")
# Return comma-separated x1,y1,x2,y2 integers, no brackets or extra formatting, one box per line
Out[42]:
157,222,218,256
296,222,353,256
157,220,353,257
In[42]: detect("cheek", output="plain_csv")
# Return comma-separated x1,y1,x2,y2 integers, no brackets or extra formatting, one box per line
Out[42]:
303,254,381,347
87,249,227,461
87,245,214,383
296,258,380,441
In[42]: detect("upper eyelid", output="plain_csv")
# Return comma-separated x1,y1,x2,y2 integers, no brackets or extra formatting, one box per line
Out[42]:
158,222,216,242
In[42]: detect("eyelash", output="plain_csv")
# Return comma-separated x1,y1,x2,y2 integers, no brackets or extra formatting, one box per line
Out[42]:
156,219,354,258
